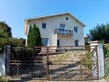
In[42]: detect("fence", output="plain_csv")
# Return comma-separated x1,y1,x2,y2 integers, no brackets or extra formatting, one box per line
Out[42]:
4,45,100,81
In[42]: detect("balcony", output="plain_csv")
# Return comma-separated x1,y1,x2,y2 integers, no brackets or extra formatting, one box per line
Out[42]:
55,28,73,36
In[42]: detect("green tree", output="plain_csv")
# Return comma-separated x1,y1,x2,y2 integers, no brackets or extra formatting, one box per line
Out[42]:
27,24,42,47
27,25,33,47
0,21,12,37
0,29,8,38
0,21,12,53
88,23,109,43
34,24,42,46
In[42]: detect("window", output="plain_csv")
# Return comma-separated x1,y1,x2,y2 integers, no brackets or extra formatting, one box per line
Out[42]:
42,23,46,29
60,24,66,34
74,27,79,33
75,40,79,46
66,17,69,20
42,38,48,46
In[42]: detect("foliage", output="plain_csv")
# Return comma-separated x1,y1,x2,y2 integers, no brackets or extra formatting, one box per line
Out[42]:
27,25,32,47
0,76,11,82
81,52,92,69
84,36,90,45
0,21,12,37
11,47,34,60
0,38,25,54
0,21,13,54
103,44,109,58
88,23,109,43
27,24,42,53
104,58,109,82
0,29,8,38
27,24,42,48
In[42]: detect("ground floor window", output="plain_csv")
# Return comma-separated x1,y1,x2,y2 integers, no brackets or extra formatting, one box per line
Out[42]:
42,38,48,46
75,40,79,46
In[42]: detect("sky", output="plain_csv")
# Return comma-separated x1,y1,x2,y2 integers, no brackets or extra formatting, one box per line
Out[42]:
0,0,109,38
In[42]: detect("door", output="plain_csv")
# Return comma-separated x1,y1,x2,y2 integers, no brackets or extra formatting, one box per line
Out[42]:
57,39,60,46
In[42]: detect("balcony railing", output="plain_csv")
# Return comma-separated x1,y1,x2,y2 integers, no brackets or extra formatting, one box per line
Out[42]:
55,28,73,36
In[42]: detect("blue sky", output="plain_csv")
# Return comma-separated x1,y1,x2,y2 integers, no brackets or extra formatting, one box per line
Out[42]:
0,0,109,38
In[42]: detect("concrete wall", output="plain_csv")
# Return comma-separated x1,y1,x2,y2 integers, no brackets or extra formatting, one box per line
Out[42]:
90,41,105,78
0,53,5,76
26,14,84,46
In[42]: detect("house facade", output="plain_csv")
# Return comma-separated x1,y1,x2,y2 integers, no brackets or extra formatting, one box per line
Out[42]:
24,13,85,47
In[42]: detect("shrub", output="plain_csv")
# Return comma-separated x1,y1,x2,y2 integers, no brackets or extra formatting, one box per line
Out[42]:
0,38,8,54
0,38,25,54
10,47,34,60
104,58,109,82
81,52,93,69
103,44,109,58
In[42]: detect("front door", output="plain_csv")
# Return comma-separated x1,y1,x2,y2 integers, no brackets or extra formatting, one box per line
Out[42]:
57,40,60,46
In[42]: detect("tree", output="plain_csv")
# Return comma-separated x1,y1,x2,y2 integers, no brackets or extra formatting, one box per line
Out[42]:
88,23,109,43
0,29,8,38
0,21,12,37
27,24,42,47
27,25,33,47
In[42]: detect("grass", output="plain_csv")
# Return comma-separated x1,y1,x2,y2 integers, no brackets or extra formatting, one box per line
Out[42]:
49,50,91,64
81,52,93,69
0,76,8,82
49,52,69,62
104,57,109,82
105,75,109,82
0,76,15,82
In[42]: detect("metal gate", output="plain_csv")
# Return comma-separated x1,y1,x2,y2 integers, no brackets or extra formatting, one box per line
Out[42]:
5,46,99,81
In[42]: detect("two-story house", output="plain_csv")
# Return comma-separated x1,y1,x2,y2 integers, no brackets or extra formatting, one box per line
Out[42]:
24,13,85,47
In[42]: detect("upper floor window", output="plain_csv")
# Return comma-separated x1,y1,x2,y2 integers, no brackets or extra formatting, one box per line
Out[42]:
66,17,69,20
60,24,66,34
42,23,46,29
60,24,66,30
74,27,79,33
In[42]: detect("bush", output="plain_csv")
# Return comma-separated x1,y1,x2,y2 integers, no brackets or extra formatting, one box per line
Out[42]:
104,58,109,82
0,38,8,54
10,47,34,60
103,44,109,58
81,52,93,69
0,38,25,54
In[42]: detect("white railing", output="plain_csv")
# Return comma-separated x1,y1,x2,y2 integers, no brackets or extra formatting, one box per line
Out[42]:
55,28,73,36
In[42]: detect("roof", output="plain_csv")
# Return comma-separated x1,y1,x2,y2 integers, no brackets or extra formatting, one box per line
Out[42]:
24,13,85,34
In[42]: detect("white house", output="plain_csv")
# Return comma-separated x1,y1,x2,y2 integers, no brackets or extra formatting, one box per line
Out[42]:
24,13,85,47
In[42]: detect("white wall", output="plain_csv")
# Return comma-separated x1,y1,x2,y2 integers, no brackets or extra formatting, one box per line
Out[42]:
27,14,84,46
57,36,74,46
90,41,105,78
0,53,5,76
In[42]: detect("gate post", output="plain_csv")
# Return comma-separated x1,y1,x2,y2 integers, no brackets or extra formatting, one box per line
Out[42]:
46,46,49,80
90,41,105,78
5,45,11,75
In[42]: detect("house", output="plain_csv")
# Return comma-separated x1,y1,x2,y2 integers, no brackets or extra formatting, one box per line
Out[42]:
24,13,85,47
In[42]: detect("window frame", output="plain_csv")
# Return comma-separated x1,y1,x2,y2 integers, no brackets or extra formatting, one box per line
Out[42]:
42,38,49,46
75,40,79,46
42,23,46,29
66,17,69,20
60,24,66,34
74,27,79,33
